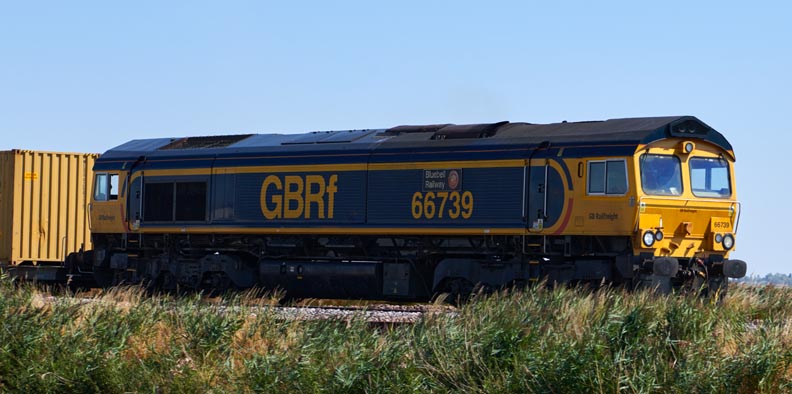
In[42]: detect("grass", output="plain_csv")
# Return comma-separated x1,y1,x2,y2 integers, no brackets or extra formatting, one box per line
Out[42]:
1,275,791,393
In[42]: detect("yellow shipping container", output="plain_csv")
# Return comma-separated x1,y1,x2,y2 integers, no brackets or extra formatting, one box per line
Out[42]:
0,150,97,266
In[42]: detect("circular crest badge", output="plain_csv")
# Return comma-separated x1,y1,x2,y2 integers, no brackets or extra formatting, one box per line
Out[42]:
447,170,460,190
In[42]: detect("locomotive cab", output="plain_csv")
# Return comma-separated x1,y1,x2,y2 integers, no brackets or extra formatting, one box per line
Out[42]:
630,122,746,293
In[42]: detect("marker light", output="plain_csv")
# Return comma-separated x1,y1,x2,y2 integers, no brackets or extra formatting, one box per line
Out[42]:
722,234,735,250
643,231,656,247
655,231,664,241
715,233,723,243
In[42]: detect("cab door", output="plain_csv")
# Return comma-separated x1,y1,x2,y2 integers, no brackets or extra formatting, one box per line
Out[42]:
90,171,127,233
526,144,566,233
526,143,552,232
127,171,143,230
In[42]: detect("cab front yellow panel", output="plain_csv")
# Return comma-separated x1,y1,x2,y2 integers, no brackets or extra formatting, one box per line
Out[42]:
632,139,739,259
635,197,737,258
0,150,98,265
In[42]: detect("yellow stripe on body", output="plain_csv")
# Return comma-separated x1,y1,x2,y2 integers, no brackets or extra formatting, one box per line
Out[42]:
368,159,525,171
138,164,365,177
140,168,213,176
221,163,366,173
135,226,527,236
138,159,526,177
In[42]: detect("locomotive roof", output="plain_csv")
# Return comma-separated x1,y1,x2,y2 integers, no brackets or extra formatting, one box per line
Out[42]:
98,116,733,163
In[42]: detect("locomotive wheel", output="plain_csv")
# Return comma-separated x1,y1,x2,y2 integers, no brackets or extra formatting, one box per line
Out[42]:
472,282,496,298
93,266,114,288
157,271,177,291
433,277,474,305
203,272,232,296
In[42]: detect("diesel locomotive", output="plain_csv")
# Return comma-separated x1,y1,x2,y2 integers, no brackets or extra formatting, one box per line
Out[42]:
71,116,747,299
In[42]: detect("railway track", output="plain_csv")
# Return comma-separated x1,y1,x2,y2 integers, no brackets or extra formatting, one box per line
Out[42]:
33,294,457,324
260,303,456,324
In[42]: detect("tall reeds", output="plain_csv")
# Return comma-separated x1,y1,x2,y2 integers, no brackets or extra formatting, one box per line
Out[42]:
0,277,790,393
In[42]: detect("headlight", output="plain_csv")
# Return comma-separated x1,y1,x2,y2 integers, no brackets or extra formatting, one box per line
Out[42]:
679,140,696,154
715,233,723,243
722,234,735,250
643,231,656,247
655,231,664,241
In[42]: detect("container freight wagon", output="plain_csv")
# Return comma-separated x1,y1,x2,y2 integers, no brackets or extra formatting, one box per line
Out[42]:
0,150,97,281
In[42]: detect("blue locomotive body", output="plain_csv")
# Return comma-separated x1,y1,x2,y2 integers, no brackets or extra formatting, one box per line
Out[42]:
82,117,746,299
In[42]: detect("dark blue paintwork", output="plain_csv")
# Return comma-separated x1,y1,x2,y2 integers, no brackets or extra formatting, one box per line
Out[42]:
94,116,732,232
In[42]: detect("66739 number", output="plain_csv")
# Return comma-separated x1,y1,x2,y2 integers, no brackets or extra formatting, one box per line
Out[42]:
411,191,473,220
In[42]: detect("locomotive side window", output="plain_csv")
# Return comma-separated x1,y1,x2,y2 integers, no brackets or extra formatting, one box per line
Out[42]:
94,174,108,201
588,162,605,194
109,174,118,200
640,154,682,196
94,173,119,201
689,157,731,198
587,160,627,195
143,181,207,222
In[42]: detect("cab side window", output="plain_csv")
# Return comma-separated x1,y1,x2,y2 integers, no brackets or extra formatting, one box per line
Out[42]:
109,174,119,200
94,174,108,201
588,160,628,195
94,173,119,201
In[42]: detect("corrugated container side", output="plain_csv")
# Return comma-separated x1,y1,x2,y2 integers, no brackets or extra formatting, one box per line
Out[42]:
0,150,97,265
0,152,14,262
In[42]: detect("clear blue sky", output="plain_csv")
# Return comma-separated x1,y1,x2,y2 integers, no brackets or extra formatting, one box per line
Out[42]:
1,1,789,274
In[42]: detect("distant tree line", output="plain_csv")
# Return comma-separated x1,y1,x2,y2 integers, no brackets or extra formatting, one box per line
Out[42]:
736,273,792,286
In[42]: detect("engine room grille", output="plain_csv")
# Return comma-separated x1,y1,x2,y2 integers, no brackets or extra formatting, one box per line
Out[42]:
158,134,253,150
